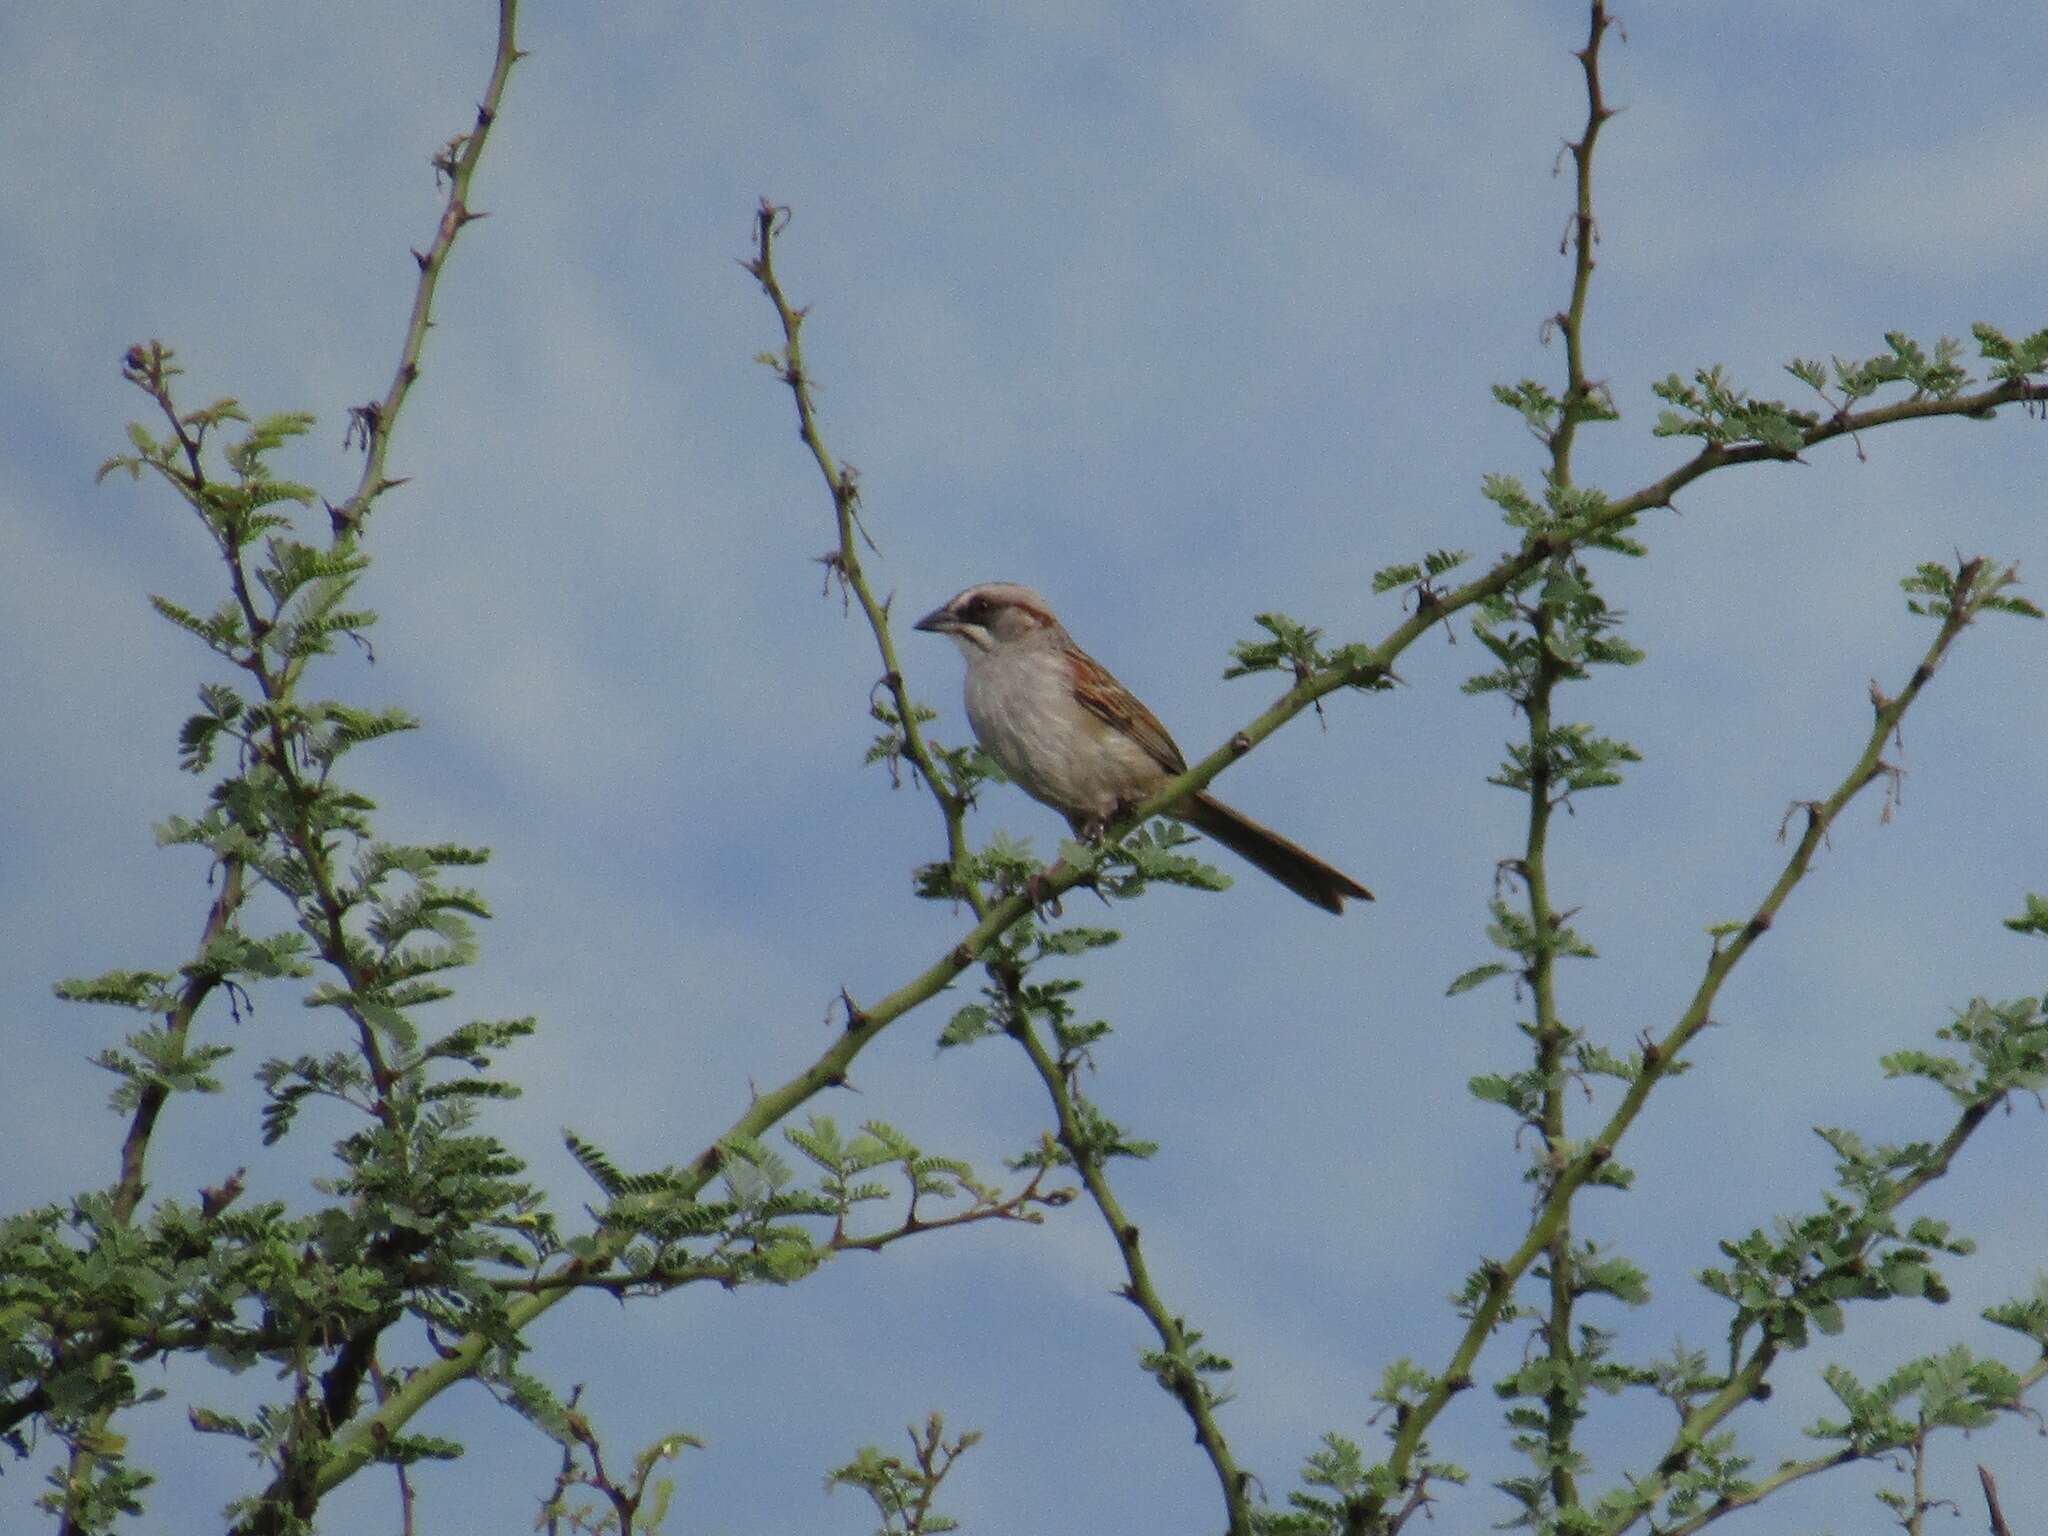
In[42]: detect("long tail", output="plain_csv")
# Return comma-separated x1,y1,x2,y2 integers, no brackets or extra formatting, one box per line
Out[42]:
1184,793,1373,914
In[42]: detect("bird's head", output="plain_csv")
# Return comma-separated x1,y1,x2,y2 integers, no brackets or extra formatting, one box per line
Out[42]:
913,582,1063,656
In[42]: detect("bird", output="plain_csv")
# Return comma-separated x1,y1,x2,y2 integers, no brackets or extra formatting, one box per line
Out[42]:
914,582,1372,914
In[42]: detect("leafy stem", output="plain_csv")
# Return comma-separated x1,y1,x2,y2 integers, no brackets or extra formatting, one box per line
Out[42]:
744,201,977,881
1357,555,2027,1530
996,965,1252,1535
1611,1090,2048,1536
1525,599,1581,1516
1537,11,1613,1513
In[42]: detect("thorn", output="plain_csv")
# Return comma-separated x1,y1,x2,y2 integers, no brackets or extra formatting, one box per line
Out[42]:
200,1167,247,1220
837,986,868,1033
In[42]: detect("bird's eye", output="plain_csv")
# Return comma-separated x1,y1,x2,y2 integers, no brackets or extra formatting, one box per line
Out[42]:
961,596,988,621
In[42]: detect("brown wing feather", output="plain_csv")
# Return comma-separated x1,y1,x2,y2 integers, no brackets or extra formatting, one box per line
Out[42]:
1067,647,1186,775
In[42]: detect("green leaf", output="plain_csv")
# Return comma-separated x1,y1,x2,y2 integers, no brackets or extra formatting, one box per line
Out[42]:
938,1003,997,1049
1371,562,1421,593
55,969,178,1011
1447,962,1511,996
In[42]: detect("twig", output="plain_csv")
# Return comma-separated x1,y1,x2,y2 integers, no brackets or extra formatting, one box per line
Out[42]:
999,970,1252,1535
488,1169,1066,1295
329,0,525,534
1549,0,1618,483
743,201,976,880
1978,1463,2013,1536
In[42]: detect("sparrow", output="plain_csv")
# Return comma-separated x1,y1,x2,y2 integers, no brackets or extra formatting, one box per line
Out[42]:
914,582,1372,914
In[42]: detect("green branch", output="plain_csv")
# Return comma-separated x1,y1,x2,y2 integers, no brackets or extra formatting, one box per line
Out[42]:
329,0,525,536
1611,1098,2046,1535
1660,1359,2047,1536
1524,603,1580,1517
1000,976,1252,1535
1534,11,1612,1516
1550,0,1618,482
1355,557,2022,1528
749,199,1256,1526
489,1162,1065,1295
744,200,978,882
221,5,526,1530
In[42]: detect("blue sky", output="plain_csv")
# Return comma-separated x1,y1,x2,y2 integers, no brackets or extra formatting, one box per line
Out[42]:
3,4,2044,1532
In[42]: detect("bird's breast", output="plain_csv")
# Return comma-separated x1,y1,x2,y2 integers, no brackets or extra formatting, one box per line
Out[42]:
964,649,1160,821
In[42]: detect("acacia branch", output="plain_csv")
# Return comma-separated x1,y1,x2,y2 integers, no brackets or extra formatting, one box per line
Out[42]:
59,353,266,1534
1353,558,2021,1528
750,200,1256,1525
999,976,1252,1535
744,200,978,882
489,1169,1065,1296
1051,371,2041,924
1657,1363,2047,1536
329,0,524,535
1523,606,1580,1515
1550,0,1617,482
1597,979,2047,1534
1530,7,1613,1511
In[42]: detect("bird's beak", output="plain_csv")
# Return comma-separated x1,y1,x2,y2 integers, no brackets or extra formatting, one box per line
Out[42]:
913,604,956,634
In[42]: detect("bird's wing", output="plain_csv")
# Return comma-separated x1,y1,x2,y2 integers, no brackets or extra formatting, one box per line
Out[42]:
1069,647,1187,776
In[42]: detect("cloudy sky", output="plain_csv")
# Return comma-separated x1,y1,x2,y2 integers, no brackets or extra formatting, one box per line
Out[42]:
3,3,2044,1531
